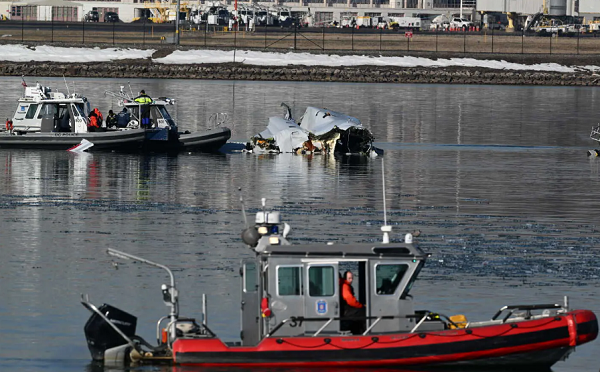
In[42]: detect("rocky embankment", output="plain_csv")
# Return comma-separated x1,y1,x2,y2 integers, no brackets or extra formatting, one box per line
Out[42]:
2,46,600,86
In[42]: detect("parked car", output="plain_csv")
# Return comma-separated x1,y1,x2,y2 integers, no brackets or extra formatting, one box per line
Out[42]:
104,12,119,22
450,17,473,30
84,10,99,22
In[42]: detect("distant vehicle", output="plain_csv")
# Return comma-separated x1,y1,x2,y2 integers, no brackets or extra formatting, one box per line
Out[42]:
104,12,119,22
355,16,371,28
450,17,473,30
388,16,422,30
84,10,99,22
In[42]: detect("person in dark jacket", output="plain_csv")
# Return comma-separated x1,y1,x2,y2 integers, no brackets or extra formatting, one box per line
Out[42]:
116,107,130,128
106,110,118,128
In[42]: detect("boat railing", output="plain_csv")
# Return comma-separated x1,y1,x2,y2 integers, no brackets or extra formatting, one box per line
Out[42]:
591,124,600,142
490,302,564,324
266,312,458,338
208,112,229,130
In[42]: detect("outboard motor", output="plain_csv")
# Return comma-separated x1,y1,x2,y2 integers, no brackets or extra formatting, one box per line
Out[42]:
83,304,137,361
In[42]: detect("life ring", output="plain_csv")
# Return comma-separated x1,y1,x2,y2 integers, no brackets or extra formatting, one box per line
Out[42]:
5,119,13,131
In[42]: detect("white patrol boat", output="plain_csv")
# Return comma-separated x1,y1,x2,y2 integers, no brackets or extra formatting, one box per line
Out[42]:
1,83,145,151
104,86,232,153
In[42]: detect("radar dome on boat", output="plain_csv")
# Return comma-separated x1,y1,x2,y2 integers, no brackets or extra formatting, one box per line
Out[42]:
241,227,260,247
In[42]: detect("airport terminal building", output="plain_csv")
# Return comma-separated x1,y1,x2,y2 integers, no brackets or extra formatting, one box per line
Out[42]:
1,0,598,27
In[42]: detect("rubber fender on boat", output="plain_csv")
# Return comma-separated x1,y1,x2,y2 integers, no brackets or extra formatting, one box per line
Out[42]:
587,149,600,157
573,309,599,345
566,314,577,347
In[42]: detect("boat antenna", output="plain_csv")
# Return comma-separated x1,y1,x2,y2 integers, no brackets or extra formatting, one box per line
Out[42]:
62,75,70,96
239,187,248,227
128,82,134,99
381,159,392,244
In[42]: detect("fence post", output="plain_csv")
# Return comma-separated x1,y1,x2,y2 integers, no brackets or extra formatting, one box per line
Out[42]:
521,28,524,54
234,23,237,62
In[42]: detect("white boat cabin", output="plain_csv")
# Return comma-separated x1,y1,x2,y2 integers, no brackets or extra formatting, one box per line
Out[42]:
120,98,176,130
12,84,91,133
239,209,433,346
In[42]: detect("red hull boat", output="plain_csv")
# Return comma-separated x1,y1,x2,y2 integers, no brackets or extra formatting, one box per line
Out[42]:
173,309,597,367
82,200,598,369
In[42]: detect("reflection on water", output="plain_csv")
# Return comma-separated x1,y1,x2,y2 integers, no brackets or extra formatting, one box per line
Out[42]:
0,79,599,372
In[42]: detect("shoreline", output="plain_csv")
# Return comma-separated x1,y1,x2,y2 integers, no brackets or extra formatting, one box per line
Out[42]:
2,44,600,85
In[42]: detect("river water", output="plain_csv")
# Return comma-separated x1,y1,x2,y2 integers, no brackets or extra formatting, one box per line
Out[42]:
0,77,599,372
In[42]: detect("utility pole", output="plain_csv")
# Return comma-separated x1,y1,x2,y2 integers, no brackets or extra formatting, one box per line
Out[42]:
175,0,181,45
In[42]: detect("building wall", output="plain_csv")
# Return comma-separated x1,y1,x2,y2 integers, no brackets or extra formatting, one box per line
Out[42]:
579,0,600,13
0,0,476,22
477,0,544,15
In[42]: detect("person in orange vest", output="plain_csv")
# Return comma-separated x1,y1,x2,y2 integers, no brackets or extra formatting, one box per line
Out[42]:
87,108,104,132
340,271,366,334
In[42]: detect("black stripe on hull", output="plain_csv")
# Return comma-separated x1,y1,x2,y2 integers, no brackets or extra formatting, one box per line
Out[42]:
177,324,574,366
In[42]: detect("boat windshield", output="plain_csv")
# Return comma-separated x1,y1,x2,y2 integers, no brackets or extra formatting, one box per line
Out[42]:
400,261,424,299
73,103,86,118
157,105,176,126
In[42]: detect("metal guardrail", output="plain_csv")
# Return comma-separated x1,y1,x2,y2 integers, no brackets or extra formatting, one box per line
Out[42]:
491,303,563,323
266,312,458,338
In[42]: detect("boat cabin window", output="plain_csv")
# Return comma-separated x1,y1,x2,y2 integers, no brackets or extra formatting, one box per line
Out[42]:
277,266,302,296
244,262,257,293
308,266,335,297
25,104,39,119
375,264,409,295
37,103,57,119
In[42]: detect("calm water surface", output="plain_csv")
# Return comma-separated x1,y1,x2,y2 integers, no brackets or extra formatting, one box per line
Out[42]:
0,77,599,372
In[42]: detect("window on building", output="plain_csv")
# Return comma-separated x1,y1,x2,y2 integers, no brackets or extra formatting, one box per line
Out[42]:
308,266,335,297
278,266,302,296
375,263,408,295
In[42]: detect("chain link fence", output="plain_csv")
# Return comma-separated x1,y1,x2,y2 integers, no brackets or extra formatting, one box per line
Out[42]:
1,20,599,55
